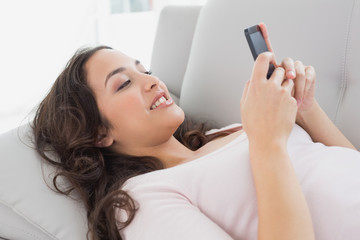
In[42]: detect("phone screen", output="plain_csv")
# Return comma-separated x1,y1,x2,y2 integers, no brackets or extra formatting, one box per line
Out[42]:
244,25,275,79
248,31,268,58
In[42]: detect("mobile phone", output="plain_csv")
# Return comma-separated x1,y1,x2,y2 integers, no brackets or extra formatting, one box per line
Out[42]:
244,25,275,79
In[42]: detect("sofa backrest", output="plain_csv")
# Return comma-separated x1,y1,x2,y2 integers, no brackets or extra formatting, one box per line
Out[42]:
151,5,202,104
176,0,360,149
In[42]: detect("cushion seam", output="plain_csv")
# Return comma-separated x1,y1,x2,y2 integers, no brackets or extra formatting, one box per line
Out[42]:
334,0,355,123
0,200,57,240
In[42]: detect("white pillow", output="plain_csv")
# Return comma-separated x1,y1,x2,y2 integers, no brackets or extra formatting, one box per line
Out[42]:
0,124,88,239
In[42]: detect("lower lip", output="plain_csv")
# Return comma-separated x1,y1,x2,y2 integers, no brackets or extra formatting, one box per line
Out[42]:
152,98,174,110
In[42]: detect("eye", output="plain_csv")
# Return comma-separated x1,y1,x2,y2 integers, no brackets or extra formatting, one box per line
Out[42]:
116,80,131,91
144,70,152,75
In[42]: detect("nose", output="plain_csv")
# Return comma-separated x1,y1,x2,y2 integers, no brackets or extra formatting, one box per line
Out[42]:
144,74,160,91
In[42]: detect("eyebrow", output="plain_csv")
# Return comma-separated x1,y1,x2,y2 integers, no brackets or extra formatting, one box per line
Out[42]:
104,60,141,87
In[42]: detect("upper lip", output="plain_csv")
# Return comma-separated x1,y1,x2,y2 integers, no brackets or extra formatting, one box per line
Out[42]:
150,91,168,109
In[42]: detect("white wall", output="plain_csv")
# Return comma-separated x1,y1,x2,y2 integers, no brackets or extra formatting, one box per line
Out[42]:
152,0,206,11
0,0,207,134
0,0,98,133
97,0,207,69
96,11,158,70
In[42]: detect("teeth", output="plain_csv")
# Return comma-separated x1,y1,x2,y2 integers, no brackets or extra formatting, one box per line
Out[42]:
151,96,167,110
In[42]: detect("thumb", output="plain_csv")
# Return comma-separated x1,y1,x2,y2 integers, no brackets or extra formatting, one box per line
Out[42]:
240,80,250,104
251,52,276,82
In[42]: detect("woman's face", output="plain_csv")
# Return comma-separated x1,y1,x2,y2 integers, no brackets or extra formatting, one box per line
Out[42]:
86,49,184,155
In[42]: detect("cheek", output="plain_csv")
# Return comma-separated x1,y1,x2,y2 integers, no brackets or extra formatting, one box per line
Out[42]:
99,90,146,129
109,94,146,125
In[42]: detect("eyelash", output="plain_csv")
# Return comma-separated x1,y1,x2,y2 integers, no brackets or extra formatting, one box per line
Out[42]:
117,80,131,91
116,70,152,92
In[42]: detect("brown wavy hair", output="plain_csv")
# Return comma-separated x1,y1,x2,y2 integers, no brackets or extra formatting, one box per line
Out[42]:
32,46,236,239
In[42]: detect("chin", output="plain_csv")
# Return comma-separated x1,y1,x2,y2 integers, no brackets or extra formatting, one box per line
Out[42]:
166,104,185,132
174,105,185,124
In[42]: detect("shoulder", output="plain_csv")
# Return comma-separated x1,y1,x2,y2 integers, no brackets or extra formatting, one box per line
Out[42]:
122,169,192,203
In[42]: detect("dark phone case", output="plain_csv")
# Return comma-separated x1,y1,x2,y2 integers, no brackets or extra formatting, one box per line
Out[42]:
244,25,275,79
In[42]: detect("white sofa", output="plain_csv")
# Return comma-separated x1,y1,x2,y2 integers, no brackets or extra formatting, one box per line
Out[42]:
1,0,359,239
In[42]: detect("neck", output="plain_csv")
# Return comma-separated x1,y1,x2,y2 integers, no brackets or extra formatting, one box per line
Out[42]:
114,136,197,169
147,136,197,168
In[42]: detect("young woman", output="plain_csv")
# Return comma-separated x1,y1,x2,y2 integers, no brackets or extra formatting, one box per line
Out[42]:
33,25,360,240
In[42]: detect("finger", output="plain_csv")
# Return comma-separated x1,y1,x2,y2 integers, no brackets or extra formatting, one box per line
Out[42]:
241,80,250,104
304,65,316,93
282,78,295,95
281,57,296,79
291,84,295,97
269,66,286,86
258,23,274,52
251,52,276,83
258,22,278,66
294,60,306,103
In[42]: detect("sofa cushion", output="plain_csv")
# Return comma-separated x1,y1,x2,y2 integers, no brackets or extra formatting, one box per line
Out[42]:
179,0,360,149
150,5,202,104
0,124,88,239
333,1,360,149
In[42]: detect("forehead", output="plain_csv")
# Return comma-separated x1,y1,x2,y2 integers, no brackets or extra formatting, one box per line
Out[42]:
86,49,131,77
85,49,134,89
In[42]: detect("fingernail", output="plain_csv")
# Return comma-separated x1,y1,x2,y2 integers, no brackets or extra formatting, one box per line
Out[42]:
286,70,295,79
288,70,296,79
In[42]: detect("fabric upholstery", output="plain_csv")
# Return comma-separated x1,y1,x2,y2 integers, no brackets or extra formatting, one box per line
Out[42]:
0,125,88,239
1,0,360,239
179,0,360,149
150,5,202,104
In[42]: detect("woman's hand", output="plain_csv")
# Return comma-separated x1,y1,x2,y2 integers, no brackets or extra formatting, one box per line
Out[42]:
241,51,316,240
259,23,355,150
279,58,317,120
259,23,317,122
240,52,297,148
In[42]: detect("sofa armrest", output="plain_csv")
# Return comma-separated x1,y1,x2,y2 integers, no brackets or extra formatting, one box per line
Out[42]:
150,5,202,104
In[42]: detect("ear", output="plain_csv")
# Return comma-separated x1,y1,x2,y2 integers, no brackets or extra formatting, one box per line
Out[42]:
95,127,114,148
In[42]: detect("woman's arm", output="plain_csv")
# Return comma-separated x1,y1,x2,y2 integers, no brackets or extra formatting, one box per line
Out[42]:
249,142,315,240
241,52,315,240
296,100,356,150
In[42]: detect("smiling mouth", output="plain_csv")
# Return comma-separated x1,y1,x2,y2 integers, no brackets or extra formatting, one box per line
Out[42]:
150,96,167,110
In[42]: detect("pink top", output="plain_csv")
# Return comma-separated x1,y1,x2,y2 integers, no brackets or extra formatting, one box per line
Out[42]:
118,124,360,240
